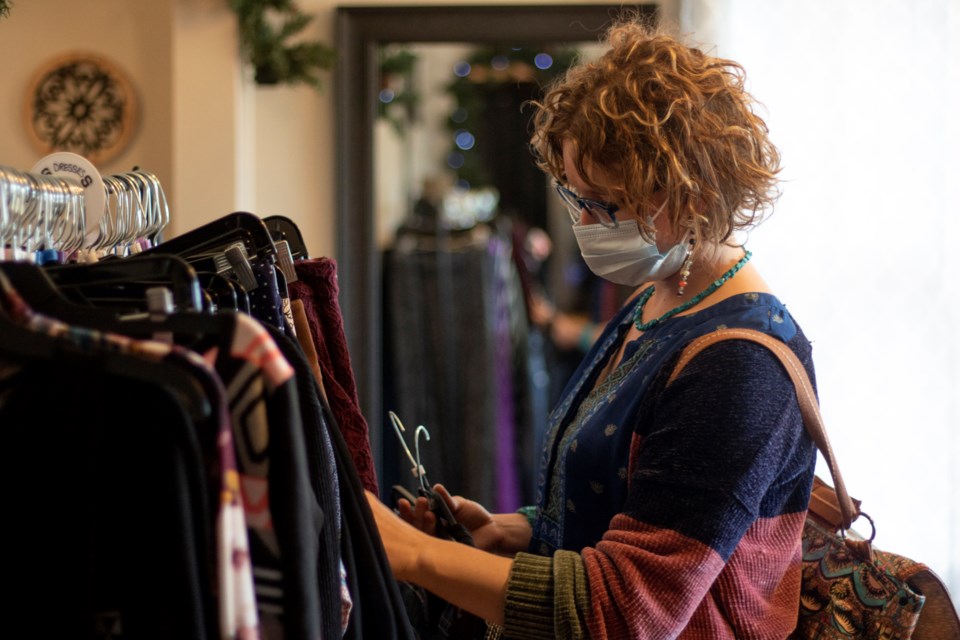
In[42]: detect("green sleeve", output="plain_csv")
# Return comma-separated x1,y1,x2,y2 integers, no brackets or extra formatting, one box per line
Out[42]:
516,505,538,529
502,551,589,640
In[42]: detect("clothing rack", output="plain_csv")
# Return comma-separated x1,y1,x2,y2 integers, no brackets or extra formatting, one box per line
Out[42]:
0,159,412,640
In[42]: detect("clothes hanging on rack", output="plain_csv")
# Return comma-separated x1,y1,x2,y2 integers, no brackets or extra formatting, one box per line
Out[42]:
263,322,347,640
0,275,229,638
205,312,321,639
1,166,414,640
247,257,288,334
383,222,540,512
290,299,328,397
288,258,379,495
269,324,415,640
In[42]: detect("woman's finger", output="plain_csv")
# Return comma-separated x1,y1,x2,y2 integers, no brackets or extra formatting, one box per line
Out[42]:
397,498,414,522
433,484,461,513
402,495,436,536
413,495,429,525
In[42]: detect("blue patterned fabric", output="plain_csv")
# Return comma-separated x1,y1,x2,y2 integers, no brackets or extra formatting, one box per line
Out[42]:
530,291,800,554
248,258,286,333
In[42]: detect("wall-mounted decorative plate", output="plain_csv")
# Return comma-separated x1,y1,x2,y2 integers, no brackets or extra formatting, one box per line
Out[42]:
24,53,138,165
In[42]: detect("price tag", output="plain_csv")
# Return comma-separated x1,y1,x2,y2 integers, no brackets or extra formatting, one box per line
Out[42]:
31,151,105,246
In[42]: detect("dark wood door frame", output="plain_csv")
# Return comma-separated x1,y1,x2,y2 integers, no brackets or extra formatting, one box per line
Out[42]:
335,4,655,481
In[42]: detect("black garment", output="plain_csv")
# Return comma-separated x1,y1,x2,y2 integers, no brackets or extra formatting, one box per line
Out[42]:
210,317,321,640
1,360,216,639
68,308,324,640
263,372,322,640
73,309,325,640
399,583,489,640
317,386,417,640
266,324,344,640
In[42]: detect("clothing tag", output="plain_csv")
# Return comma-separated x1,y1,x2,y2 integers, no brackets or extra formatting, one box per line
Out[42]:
282,297,296,336
31,152,105,248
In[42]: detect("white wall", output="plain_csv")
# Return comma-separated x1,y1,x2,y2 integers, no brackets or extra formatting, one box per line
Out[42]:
684,0,960,599
170,0,250,238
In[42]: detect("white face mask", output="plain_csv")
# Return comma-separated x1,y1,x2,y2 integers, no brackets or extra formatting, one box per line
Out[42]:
572,218,689,286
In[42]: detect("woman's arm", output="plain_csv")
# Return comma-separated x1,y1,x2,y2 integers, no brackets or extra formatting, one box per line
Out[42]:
489,512,534,555
366,491,514,624
396,484,532,556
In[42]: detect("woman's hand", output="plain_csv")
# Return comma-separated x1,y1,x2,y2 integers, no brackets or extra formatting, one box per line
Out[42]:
396,485,531,555
365,490,512,625
365,490,429,581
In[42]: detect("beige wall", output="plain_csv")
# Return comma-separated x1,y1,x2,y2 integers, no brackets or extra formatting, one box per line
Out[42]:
0,0,175,200
0,0,235,241
0,0,673,259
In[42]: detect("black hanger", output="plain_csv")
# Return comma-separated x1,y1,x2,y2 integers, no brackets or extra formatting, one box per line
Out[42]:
0,260,235,352
198,288,215,314
0,270,211,421
0,261,102,325
264,215,310,260
143,212,277,262
100,309,239,356
43,254,203,313
197,271,240,313
140,212,278,297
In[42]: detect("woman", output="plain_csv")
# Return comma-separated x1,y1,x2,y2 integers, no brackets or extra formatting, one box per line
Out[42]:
367,20,817,640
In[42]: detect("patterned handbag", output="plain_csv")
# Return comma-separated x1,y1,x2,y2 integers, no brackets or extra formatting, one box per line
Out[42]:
672,329,959,640
794,479,926,639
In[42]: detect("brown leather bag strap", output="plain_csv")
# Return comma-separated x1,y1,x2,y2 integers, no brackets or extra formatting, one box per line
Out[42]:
667,327,859,529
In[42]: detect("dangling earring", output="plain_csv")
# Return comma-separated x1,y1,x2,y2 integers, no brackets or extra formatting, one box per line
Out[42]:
677,239,694,296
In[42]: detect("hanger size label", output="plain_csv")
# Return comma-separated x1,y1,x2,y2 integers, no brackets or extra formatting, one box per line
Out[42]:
31,151,106,245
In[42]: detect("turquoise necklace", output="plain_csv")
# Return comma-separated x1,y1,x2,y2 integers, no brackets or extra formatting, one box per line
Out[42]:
633,250,753,331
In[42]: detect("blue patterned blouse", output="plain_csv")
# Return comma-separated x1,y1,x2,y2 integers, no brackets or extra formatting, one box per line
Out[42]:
529,290,802,554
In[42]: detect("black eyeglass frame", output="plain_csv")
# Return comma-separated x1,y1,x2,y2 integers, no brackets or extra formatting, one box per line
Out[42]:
554,181,620,228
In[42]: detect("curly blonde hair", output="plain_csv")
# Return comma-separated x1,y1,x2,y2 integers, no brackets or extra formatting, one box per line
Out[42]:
530,20,781,246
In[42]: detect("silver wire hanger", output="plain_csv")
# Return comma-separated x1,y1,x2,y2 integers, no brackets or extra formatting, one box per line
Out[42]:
388,410,432,493
387,410,475,545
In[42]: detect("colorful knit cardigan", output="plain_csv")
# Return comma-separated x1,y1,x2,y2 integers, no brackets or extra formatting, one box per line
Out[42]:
503,292,818,639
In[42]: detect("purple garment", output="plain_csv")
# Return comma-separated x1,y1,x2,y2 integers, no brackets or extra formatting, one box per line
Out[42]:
289,258,378,494
490,236,521,512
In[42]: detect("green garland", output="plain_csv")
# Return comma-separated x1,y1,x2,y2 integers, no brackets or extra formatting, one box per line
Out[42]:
0,1,12,19
228,0,335,89
379,46,419,135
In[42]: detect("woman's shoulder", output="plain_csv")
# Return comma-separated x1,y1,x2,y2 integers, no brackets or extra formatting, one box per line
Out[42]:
682,291,801,340
653,292,814,390
663,302,815,407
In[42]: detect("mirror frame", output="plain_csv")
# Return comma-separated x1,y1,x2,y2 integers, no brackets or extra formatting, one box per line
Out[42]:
335,4,656,476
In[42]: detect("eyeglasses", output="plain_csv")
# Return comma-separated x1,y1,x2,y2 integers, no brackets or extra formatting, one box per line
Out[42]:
554,181,620,228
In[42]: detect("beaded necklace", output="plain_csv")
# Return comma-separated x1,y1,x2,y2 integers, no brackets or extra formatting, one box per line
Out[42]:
633,250,753,331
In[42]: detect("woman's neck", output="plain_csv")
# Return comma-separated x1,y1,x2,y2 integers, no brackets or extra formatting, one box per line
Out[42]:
637,244,768,322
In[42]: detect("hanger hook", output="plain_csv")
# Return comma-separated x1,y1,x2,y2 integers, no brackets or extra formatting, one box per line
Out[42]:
389,410,432,490
389,410,420,476
413,425,431,492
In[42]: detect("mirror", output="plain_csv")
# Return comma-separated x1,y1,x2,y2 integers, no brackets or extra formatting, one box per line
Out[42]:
335,4,657,493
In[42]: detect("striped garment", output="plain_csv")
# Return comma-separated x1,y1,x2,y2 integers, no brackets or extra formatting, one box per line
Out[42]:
503,292,817,639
